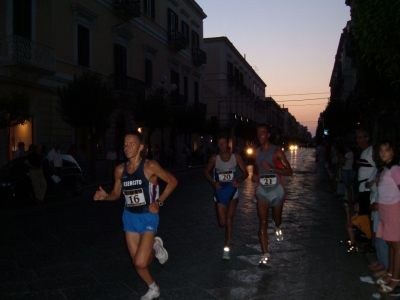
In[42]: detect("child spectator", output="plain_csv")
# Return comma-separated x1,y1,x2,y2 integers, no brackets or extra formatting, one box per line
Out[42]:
374,140,400,294
343,200,372,253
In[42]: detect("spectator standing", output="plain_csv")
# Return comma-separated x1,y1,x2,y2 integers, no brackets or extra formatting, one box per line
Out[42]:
165,145,174,168
25,145,47,203
48,142,63,199
77,143,89,183
67,144,77,160
341,143,355,205
356,129,375,216
375,140,400,294
106,148,117,181
13,142,27,159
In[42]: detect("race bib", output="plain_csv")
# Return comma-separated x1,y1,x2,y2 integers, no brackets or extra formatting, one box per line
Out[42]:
124,188,146,207
218,171,234,182
260,174,277,186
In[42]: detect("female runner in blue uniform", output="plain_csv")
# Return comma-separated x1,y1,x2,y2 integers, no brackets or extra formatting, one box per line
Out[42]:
204,133,248,260
94,130,177,300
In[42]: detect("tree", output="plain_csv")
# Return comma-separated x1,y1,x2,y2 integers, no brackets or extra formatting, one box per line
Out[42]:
0,92,31,161
133,93,171,158
353,0,400,87
58,72,115,180
0,92,31,129
58,72,115,133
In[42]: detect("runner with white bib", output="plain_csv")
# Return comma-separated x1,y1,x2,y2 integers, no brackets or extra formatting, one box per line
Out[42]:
204,133,248,260
252,124,293,267
93,130,177,300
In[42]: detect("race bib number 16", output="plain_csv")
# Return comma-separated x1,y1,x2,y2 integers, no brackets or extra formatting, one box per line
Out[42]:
260,174,277,186
124,188,146,207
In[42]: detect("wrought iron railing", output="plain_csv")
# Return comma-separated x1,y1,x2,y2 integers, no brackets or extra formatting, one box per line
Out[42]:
109,74,145,94
192,48,207,66
112,0,141,18
0,35,55,73
168,30,186,51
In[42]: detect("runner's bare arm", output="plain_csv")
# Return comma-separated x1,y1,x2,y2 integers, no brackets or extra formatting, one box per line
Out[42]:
145,160,178,204
273,148,293,176
93,164,123,201
203,154,218,188
252,154,259,183
234,154,249,185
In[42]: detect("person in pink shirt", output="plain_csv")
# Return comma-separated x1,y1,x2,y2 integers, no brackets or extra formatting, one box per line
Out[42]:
375,140,400,294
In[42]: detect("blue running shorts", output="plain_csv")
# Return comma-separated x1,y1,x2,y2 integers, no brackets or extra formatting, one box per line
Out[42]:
122,210,159,234
214,184,238,206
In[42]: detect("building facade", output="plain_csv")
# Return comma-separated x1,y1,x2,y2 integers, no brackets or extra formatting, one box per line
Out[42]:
203,36,266,148
0,0,207,167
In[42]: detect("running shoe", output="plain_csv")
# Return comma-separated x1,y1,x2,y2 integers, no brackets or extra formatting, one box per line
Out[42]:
258,253,270,267
389,285,400,297
153,237,168,264
347,244,358,253
339,239,351,245
140,286,160,300
273,223,283,242
223,247,230,260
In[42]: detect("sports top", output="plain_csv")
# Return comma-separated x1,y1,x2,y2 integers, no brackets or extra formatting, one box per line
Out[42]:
214,153,237,184
256,145,281,187
121,159,159,214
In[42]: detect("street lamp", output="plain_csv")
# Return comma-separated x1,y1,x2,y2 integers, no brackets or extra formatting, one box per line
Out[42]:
155,75,177,94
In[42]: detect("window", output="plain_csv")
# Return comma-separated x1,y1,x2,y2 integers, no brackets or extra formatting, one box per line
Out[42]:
145,58,153,89
234,67,239,81
184,76,188,102
227,61,233,77
191,30,199,49
78,25,90,67
144,0,155,19
114,43,127,89
168,9,178,32
194,81,199,104
182,21,189,46
170,70,179,94
13,0,31,39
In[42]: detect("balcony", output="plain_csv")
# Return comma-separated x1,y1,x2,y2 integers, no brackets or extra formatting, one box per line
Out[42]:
112,0,140,19
110,74,145,95
192,48,207,66
168,30,186,51
0,35,56,76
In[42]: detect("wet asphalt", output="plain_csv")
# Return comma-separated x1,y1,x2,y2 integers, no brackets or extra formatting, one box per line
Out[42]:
0,148,392,299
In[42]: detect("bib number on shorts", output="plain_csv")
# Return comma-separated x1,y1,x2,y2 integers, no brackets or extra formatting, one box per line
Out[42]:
218,171,233,182
124,188,146,207
260,174,277,186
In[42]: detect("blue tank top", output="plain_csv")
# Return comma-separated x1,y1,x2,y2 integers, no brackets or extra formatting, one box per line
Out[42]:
256,145,281,187
121,159,159,214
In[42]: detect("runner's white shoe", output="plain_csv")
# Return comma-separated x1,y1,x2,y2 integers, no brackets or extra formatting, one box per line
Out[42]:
259,253,270,267
140,286,160,300
153,237,168,264
223,246,230,260
273,223,284,242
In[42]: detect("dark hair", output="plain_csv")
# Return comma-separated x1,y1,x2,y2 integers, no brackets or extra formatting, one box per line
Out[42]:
124,130,144,144
356,129,371,139
257,123,271,132
216,132,229,143
377,140,399,169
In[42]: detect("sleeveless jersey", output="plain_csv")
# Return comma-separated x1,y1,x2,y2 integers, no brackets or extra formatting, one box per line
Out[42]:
121,159,159,214
256,145,281,187
214,154,237,185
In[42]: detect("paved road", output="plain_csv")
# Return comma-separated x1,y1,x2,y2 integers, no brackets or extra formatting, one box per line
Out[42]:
0,149,390,299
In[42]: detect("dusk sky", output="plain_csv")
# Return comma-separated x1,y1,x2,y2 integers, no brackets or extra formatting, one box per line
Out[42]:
197,0,351,136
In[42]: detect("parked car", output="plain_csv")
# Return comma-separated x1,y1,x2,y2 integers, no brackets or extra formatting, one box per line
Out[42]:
0,154,84,203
